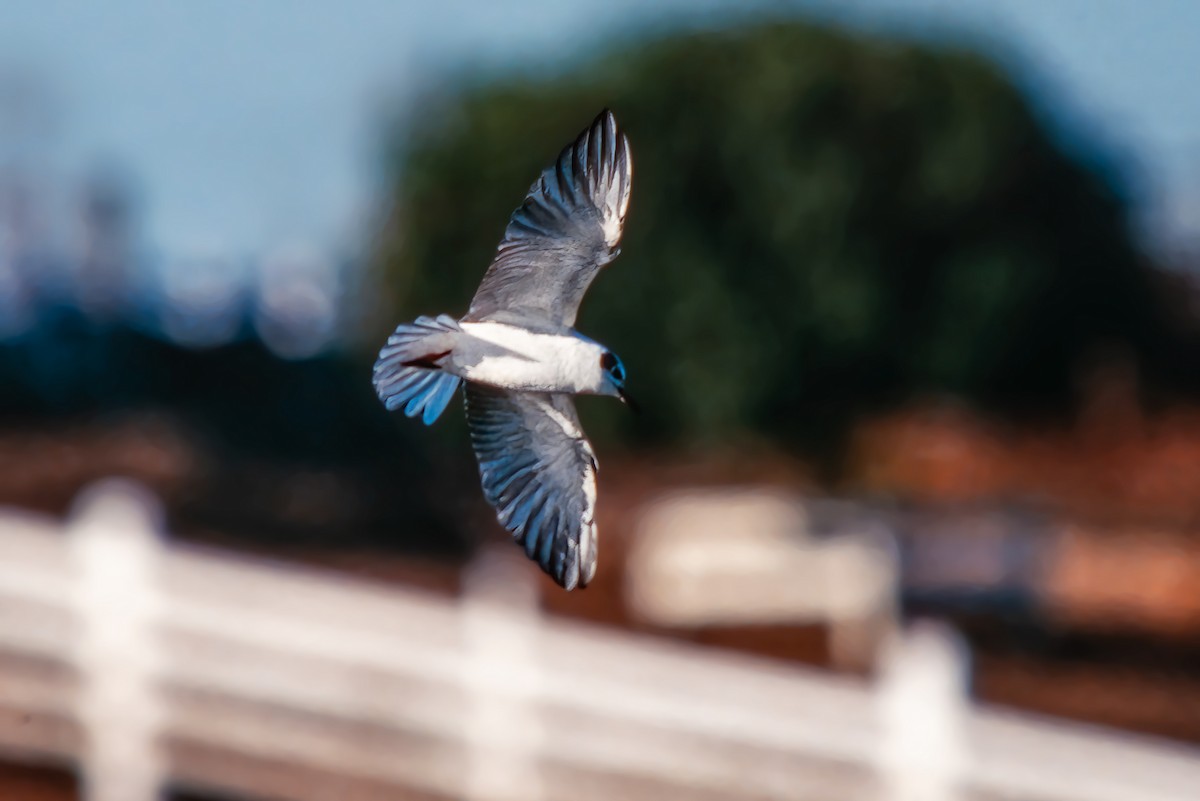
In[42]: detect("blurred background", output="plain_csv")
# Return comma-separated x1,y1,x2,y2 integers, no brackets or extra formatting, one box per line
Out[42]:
1,1,1200,799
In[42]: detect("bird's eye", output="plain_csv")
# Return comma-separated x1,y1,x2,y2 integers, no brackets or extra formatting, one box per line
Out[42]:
600,351,625,384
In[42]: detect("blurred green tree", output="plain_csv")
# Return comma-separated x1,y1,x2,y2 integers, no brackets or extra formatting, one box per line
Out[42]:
372,21,1188,461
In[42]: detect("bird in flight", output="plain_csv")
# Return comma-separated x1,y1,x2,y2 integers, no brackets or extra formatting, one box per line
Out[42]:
372,109,634,590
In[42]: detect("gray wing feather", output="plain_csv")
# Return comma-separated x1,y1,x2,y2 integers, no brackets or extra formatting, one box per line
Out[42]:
465,109,632,328
464,385,598,590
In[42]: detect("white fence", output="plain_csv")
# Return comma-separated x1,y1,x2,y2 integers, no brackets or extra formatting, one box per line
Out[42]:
0,479,1197,801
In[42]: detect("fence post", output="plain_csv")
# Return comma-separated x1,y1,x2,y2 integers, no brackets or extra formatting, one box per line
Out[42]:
69,479,167,801
874,619,970,801
460,545,544,801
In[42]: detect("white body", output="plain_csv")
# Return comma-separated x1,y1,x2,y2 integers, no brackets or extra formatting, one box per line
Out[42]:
371,110,633,590
452,322,608,394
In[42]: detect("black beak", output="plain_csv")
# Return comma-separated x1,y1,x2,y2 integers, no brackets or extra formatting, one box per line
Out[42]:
617,387,640,414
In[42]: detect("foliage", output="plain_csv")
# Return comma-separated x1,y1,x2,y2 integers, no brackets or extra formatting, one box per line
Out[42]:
376,21,1186,457
0,310,468,555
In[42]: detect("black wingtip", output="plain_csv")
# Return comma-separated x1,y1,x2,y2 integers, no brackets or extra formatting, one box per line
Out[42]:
594,107,619,130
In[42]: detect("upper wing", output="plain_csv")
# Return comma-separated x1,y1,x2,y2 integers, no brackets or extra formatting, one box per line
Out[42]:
465,109,632,328
464,385,598,590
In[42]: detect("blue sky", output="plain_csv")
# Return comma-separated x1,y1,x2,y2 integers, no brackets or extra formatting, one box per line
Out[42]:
3,0,1198,265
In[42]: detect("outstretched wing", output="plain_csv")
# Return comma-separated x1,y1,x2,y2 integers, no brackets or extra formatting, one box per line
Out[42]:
464,385,598,590
465,108,632,328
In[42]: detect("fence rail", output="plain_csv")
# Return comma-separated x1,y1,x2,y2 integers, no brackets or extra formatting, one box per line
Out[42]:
0,478,1196,801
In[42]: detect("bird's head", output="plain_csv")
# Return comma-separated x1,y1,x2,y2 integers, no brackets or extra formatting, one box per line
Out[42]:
599,350,638,412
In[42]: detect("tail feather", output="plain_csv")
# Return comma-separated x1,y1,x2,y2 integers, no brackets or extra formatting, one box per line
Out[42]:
373,315,463,425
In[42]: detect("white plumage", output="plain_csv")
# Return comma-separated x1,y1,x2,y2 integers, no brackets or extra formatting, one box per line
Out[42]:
454,323,609,394
371,109,634,590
